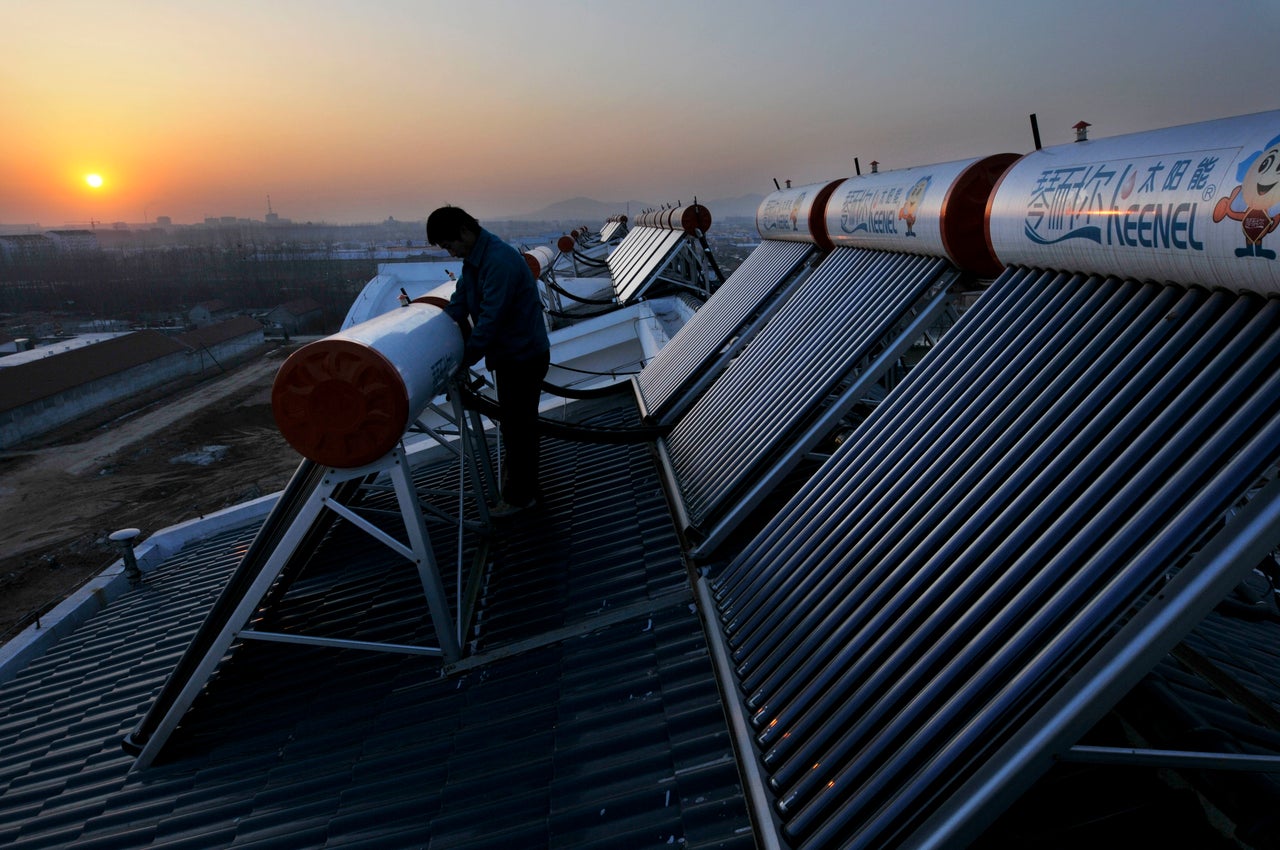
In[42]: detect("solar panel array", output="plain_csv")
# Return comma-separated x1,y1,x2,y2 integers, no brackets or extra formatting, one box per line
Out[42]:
636,238,814,422
607,226,689,303
597,218,626,243
663,247,951,534
710,267,1280,849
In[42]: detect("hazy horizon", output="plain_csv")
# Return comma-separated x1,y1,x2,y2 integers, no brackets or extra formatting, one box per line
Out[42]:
0,191,768,232
4,0,1277,228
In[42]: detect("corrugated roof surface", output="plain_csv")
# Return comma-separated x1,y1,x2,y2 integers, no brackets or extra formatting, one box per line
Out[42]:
0,402,755,849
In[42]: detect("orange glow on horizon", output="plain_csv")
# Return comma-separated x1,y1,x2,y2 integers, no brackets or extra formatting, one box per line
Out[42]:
1,3,1270,228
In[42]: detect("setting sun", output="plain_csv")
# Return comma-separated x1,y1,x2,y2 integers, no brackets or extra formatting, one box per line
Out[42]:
85,173,104,189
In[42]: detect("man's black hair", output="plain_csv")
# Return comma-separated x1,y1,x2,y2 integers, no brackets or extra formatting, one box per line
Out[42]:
426,206,481,245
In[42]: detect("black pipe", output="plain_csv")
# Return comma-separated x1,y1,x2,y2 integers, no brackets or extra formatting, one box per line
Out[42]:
457,381,669,444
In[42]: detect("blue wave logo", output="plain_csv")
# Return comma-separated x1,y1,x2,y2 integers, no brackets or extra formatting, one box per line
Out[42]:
1023,223,1102,245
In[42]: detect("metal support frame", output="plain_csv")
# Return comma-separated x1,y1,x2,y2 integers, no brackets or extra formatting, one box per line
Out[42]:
540,272,565,317
906,472,1280,849
1061,745,1280,772
132,387,492,770
415,390,499,527
694,574,787,850
235,445,464,658
650,234,714,300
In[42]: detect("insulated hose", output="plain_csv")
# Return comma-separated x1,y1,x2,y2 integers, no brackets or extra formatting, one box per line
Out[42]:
456,379,669,444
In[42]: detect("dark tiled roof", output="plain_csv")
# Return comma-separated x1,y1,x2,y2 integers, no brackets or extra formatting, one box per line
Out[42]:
0,331,186,412
273,297,323,317
174,316,264,349
0,403,754,849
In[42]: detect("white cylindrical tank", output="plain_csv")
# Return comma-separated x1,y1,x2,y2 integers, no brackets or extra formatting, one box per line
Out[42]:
523,245,558,279
825,154,1017,276
271,302,463,468
756,179,846,250
987,110,1280,295
635,204,713,233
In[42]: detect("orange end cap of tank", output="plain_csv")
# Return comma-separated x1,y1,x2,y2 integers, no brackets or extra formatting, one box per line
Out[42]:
557,235,576,253
678,204,713,233
271,339,409,468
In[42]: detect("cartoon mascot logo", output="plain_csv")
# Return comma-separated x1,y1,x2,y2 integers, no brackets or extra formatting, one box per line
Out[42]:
1213,133,1280,259
789,192,806,231
899,177,930,237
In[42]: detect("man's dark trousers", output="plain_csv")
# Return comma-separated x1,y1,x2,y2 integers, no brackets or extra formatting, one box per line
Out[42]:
493,350,550,505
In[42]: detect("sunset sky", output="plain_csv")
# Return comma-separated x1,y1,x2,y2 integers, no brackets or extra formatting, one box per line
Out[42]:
2,0,1276,228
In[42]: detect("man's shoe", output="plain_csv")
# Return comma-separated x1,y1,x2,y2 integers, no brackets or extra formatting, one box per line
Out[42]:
490,498,536,518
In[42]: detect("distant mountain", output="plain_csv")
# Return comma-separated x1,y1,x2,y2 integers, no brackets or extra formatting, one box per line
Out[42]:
504,197,646,224
506,193,764,223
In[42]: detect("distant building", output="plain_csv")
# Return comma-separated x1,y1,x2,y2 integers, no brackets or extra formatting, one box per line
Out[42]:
266,297,323,335
189,300,236,327
0,332,29,355
0,318,266,448
0,333,128,367
0,331,187,448
175,316,265,373
0,233,54,259
44,229,99,251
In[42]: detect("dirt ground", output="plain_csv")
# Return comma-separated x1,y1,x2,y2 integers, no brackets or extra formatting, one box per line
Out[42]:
0,346,307,644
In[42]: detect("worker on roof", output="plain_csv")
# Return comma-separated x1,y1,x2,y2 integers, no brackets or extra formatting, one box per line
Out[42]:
427,205,550,516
